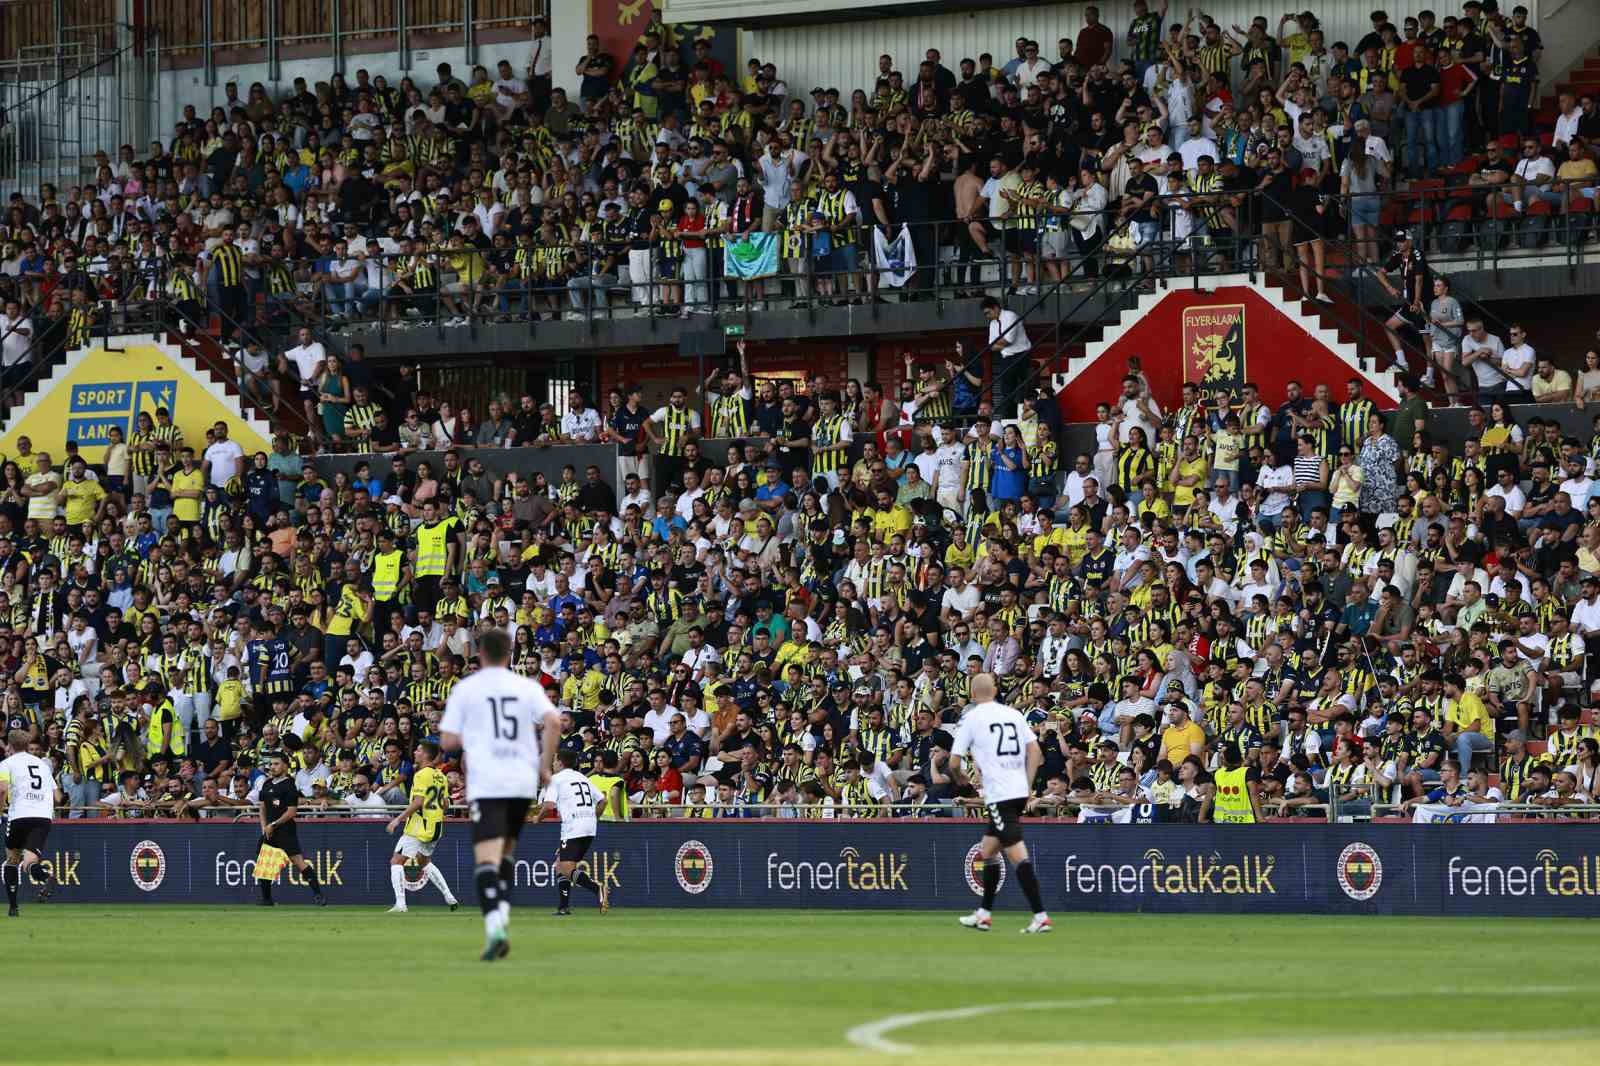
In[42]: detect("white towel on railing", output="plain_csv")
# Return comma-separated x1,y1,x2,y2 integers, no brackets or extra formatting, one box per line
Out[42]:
1411,802,1500,824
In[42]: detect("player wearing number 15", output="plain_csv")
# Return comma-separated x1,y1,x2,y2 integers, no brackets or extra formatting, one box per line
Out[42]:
385,739,460,913
439,628,561,962
0,730,62,917
949,675,1053,935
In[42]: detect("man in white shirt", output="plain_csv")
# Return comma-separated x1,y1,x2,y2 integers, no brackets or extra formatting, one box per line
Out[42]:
280,325,326,428
1559,457,1595,512
472,187,506,239
940,568,981,621
1486,468,1527,518
1177,116,1219,176
1499,325,1536,394
560,390,602,443
0,298,33,388
492,59,527,115
1507,138,1558,212
981,296,1032,410
1013,41,1048,88
1459,319,1507,393
932,423,967,513
201,422,245,489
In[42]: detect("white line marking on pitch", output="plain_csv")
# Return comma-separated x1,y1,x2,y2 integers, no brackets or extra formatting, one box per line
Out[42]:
844,986,1588,1054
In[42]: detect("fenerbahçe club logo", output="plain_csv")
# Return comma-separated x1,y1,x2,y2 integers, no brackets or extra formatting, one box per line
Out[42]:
1336,842,1383,901
674,839,714,895
131,840,167,892
963,843,1005,897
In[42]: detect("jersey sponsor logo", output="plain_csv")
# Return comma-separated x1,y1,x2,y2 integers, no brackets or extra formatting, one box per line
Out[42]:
1062,849,1277,895
1335,842,1383,901
1447,850,1600,897
765,846,909,892
674,839,714,895
963,843,1005,897
131,840,167,892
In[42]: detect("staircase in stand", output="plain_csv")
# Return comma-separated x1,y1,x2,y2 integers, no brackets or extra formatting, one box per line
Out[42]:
167,329,311,438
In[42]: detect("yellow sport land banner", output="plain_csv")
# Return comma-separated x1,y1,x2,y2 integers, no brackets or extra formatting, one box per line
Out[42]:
0,337,272,463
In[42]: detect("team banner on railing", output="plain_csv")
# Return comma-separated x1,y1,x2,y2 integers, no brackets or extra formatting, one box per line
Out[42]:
33,821,1600,915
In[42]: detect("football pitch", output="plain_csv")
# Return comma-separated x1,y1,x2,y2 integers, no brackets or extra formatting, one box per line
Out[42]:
9,906,1599,1065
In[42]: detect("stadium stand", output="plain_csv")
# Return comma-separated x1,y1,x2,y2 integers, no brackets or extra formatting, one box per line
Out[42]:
0,1,1597,827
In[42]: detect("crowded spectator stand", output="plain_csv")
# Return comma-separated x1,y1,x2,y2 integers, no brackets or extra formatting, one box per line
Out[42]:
0,3,1598,826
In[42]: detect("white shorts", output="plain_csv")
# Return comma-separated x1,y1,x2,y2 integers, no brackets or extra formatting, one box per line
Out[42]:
394,834,437,859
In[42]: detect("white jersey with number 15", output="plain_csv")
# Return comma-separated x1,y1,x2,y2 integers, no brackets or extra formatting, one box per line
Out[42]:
950,701,1034,804
440,667,557,801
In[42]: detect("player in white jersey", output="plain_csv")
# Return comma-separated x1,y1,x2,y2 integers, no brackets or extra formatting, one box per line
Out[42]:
440,629,561,961
948,674,1053,934
541,749,611,916
0,730,62,917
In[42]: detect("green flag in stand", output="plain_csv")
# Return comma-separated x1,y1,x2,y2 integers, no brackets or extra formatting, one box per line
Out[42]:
724,232,778,280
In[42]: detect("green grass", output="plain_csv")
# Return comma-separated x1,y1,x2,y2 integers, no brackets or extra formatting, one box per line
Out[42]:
8,905,1600,1065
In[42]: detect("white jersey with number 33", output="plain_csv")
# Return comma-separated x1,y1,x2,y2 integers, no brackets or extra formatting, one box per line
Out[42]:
0,752,55,820
544,768,600,841
950,701,1033,804
440,667,556,801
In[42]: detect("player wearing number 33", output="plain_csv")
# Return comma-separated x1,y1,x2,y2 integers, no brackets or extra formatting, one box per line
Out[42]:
0,730,63,917
542,749,611,916
949,674,1053,934
384,739,460,913
439,628,562,962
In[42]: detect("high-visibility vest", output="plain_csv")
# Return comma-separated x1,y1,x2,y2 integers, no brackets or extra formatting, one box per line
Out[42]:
588,773,629,821
1212,765,1255,823
372,549,405,599
414,522,449,578
146,700,186,757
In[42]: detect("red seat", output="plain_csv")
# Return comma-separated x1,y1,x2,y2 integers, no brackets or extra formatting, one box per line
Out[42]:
1445,202,1475,222
1499,133,1521,149
1528,199,1555,217
1486,196,1518,220
1527,739,1548,756
1570,196,1596,214
1539,131,1555,147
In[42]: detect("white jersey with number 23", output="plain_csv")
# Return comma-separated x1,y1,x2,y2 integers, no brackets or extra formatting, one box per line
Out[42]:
440,666,557,801
0,752,55,819
950,701,1033,804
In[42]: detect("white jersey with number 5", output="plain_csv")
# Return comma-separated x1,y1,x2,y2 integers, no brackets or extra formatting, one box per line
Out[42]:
950,701,1033,804
544,768,600,841
440,666,556,800
0,752,55,819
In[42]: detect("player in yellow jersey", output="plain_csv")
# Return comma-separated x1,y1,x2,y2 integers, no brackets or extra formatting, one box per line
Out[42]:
384,740,459,912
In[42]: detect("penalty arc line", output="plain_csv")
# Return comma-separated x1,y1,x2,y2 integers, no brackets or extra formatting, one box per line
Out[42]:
844,985,1588,1054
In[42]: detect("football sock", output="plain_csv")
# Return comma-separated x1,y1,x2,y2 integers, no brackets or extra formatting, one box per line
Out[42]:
390,865,407,905
303,864,322,897
1015,860,1046,916
27,863,51,887
981,859,1001,911
498,857,513,925
557,876,572,909
573,869,600,895
3,863,18,909
424,863,456,904
475,863,499,916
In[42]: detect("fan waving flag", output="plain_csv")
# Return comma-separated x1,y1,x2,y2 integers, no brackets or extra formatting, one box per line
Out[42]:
724,232,778,280
873,223,917,288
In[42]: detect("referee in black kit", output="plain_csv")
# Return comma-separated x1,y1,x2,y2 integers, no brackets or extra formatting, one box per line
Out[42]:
255,751,327,907
209,228,249,342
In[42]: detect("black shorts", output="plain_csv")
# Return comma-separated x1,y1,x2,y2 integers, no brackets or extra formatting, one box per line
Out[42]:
266,826,302,858
471,797,533,844
1005,228,1038,253
983,799,1028,847
557,835,593,862
5,817,50,854
1391,305,1426,331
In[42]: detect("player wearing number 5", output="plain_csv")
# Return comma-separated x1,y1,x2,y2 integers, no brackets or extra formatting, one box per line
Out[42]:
949,674,1053,934
440,628,561,962
384,739,460,913
0,730,63,917
542,748,611,916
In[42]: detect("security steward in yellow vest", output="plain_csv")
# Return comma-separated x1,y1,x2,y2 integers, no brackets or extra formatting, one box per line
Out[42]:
370,527,411,636
1209,745,1260,823
146,685,187,762
410,500,455,614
